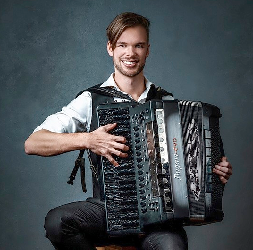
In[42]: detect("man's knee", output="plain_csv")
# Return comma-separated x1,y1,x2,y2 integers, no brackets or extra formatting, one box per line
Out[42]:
142,228,188,250
44,206,76,243
44,200,106,244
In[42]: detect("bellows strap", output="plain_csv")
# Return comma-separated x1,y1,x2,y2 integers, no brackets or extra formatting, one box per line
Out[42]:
67,150,87,192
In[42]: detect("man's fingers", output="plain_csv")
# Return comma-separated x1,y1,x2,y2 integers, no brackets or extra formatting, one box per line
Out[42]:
213,167,227,177
103,123,117,132
221,156,227,162
101,124,127,144
219,176,228,184
213,166,232,183
215,165,232,175
89,124,129,166
113,141,129,151
110,148,128,158
105,149,128,166
218,160,232,169
106,154,119,167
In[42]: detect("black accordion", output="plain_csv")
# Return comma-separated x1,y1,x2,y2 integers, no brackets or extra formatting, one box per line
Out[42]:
97,100,224,235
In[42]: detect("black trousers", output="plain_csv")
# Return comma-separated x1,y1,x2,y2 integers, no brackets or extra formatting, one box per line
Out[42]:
44,198,188,250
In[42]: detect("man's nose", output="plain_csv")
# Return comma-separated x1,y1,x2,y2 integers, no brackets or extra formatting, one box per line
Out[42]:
126,46,136,56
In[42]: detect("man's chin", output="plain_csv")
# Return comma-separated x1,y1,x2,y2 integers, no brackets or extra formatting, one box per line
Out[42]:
115,64,145,78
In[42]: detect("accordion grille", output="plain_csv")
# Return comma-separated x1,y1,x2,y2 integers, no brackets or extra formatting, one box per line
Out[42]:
97,107,140,232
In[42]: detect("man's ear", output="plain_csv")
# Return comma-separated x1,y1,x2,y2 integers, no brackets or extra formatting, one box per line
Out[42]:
107,41,113,57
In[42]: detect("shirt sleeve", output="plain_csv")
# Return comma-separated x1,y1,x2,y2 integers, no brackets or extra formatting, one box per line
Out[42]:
33,91,92,133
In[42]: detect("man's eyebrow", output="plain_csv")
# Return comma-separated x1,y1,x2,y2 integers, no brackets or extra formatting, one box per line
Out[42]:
116,41,147,45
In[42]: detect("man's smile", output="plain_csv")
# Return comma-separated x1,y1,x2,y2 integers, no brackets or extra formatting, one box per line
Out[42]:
121,59,139,67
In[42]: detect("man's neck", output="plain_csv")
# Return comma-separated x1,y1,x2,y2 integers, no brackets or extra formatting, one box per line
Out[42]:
113,72,146,101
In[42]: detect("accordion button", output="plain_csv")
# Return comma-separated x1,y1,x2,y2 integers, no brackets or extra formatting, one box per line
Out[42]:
158,127,164,133
140,201,146,207
139,183,145,188
137,164,144,169
205,130,211,139
140,195,146,200
139,176,145,181
136,151,141,156
137,158,142,163
134,132,140,137
157,118,163,124
159,137,164,142
164,190,171,197
135,138,140,144
206,147,211,156
205,139,211,148
166,201,172,207
138,170,144,175
141,208,147,213
134,126,139,131
139,189,145,194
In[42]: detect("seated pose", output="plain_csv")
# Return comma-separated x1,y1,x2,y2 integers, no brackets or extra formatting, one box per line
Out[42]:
25,12,232,250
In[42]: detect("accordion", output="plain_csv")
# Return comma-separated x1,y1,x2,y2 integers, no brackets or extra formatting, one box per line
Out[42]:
97,100,224,235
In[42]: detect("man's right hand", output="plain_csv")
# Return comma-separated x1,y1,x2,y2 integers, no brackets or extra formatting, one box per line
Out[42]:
87,123,129,166
25,123,129,165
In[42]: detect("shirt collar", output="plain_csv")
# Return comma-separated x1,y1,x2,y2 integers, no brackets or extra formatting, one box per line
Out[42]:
101,73,153,103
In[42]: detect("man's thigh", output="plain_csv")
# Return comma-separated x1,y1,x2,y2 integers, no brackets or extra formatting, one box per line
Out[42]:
44,198,107,243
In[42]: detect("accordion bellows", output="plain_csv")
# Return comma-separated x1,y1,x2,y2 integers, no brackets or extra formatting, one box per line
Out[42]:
97,100,224,235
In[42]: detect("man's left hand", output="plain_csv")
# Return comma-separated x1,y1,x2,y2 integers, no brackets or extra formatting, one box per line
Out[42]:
213,156,232,184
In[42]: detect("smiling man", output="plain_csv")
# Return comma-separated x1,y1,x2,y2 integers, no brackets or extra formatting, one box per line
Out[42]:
25,12,232,250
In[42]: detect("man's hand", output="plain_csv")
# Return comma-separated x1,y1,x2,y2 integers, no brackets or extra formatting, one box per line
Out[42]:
88,123,129,167
213,156,232,184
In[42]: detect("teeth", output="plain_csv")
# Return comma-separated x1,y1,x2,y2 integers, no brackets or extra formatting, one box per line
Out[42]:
123,61,136,65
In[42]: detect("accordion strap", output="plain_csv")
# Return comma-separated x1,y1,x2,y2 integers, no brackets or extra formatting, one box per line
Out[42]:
87,85,137,102
67,150,87,192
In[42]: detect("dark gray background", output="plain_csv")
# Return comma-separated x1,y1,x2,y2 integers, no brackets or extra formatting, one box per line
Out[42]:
1,0,252,249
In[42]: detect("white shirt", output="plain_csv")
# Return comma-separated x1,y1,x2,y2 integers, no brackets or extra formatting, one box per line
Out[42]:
34,74,154,133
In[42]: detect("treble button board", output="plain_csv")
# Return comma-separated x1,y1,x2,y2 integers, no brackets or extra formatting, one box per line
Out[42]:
155,109,173,211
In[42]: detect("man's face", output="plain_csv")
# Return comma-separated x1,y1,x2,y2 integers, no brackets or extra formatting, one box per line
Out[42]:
107,25,150,78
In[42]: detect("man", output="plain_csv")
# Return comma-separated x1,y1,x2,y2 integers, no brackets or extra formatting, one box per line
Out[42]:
25,12,232,250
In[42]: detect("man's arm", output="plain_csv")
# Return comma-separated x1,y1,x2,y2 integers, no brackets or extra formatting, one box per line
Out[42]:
24,123,129,166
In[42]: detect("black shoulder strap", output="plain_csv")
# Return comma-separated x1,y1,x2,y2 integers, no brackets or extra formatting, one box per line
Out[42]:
146,84,173,101
76,84,136,102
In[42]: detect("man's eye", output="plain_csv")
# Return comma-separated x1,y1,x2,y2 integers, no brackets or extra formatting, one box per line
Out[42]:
136,44,144,48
